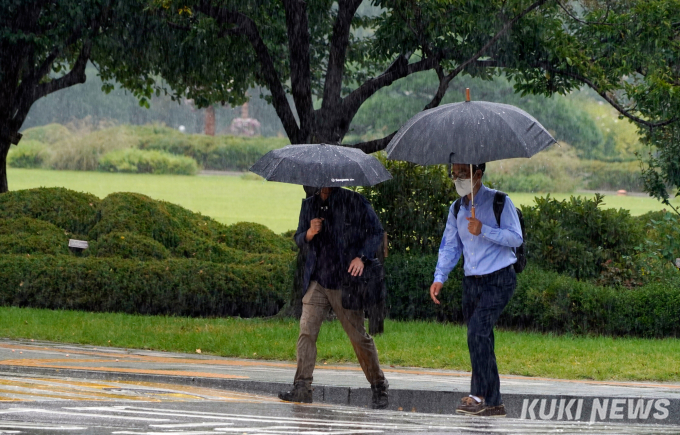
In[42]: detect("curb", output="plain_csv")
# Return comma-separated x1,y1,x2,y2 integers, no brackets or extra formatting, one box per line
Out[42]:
3,365,680,425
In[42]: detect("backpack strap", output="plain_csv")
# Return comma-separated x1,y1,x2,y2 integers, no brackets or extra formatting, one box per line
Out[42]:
493,191,507,227
455,192,506,227
453,198,462,220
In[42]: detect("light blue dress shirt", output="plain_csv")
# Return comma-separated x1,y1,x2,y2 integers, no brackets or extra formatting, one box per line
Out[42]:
434,183,523,283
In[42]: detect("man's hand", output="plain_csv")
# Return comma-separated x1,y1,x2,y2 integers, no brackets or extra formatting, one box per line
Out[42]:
305,218,324,241
430,282,443,305
466,216,482,236
348,257,364,277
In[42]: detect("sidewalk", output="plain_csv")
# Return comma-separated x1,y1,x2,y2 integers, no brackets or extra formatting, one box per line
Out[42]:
1,338,679,425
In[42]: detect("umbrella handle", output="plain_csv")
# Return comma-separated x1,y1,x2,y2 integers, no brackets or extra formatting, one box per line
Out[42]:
471,206,476,219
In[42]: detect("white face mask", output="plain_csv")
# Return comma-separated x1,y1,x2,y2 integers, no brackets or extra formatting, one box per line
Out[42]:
454,177,477,197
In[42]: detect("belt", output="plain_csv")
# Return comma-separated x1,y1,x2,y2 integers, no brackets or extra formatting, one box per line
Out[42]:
469,264,513,279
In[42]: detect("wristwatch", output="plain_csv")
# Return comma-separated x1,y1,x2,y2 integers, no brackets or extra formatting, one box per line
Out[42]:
359,255,368,263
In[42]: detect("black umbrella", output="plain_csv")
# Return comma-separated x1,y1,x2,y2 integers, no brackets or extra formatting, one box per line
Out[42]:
249,144,392,187
385,92,556,166
385,89,556,210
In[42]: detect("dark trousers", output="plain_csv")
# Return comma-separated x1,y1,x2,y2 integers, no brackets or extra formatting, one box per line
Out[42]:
462,265,516,407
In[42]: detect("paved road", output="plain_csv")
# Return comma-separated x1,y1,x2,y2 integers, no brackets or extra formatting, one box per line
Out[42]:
0,373,677,434
3,339,680,433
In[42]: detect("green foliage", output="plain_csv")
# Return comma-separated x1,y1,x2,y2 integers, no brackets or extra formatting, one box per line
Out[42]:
583,161,644,192
384,257,680,337
47,125,143,171
522,194,645,280
219,222,294,255
0,217,70,256
0,188,99,237
0,255,290,318
385,254,464,322
139,134,288,171
485,173,557,193
7,141,49,169
87,232,170,261
98,148,198,175
485,144,582,193
640,124,680,214
359,155,457,255
20,124,72,144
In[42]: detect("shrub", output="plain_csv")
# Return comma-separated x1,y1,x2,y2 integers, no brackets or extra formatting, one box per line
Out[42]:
485,143,581,193
0,187,100,237
47,125,141,171
0,217,70,256
21,124,72,144
485,173,556,193
139,134,288,171
218,222,295,254
88,192,294,257
383,256,680,337
98,148,198,175
582,161,644,192
359,155,458,255
385,253,464,321
86,232,170,260
0,255,292,318
7,140,49,169
522,194,644,280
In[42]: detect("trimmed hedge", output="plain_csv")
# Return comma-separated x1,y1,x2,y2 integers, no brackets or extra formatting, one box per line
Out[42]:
0,188,100,237
384,253,680,337
0,255,291,318
98,148,199,175
87,232,170,260
0,217,70,256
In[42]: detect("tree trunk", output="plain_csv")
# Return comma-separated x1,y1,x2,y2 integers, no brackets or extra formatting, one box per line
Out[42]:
0,138,10,194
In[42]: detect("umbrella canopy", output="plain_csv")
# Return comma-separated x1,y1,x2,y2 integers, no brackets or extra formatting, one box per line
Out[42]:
385,100,556,165
249,144,392,187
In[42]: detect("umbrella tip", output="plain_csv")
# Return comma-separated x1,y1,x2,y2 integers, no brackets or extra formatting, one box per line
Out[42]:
465,88,470,102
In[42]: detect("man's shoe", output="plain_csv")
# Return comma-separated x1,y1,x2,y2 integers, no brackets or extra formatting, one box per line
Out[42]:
371,380,389,409
456,397,506,418
278,384,312,403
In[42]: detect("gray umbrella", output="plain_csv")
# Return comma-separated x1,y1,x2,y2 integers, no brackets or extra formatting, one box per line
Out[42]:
249,144,392,187
385,100,556,165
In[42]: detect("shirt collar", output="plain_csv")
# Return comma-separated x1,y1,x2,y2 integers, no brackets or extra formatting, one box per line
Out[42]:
462,183,490,207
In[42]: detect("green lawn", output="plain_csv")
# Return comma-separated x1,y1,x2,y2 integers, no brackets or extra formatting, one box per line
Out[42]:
7,168,678,233
3,306,680,382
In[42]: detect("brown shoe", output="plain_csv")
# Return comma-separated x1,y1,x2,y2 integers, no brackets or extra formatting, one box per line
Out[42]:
457,399,506,418
456,396,485,414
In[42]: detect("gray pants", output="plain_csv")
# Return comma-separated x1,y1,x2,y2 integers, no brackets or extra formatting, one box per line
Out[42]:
294,281,386,389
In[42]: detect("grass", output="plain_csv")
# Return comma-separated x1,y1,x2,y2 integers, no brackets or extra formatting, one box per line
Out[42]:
7,168,679,233
4,306,680,382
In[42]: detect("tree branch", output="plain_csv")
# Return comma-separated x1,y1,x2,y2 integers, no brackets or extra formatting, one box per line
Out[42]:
282,0,313,142
321,0,363,111
541,64,677,129
342,54,439,122
345,131,397,154
195,1,301,141
33,40,91,102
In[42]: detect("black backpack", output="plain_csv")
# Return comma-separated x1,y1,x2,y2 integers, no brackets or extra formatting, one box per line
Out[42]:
453,191,527,273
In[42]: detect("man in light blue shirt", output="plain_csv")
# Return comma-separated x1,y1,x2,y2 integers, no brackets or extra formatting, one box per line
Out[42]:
430,162,522,418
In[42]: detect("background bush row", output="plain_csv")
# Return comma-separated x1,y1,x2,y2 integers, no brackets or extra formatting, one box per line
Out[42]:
7,124,288,175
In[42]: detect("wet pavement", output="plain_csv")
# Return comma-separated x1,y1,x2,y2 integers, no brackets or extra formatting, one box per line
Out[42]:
1,338,680,432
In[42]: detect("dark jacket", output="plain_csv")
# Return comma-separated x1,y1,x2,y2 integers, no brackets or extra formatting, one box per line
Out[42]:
294,188,384,294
